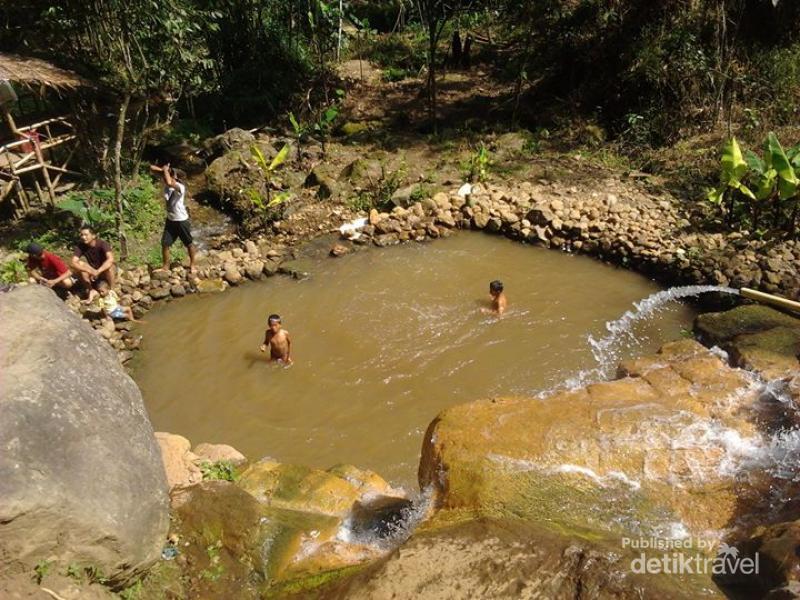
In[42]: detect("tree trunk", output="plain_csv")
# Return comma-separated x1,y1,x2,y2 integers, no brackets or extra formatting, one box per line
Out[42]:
337,0,343,61
114,93,131,259
428,33,438,133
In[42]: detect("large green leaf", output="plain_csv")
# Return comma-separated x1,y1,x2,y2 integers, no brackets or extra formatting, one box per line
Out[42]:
744,149,765,174
767,132,799,200
269,144,290,172
57,197,89,219
753,168,777,201
788,143,800,169
721,137,748,182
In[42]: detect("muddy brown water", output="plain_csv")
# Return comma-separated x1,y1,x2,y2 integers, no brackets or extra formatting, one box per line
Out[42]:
133,233,695,488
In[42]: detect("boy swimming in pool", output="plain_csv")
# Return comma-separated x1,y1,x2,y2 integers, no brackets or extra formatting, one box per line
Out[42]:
260,314,293,364
482,279,507,315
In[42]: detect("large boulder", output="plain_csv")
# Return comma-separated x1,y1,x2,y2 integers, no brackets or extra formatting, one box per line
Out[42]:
0,285,169,583
418,340,761,538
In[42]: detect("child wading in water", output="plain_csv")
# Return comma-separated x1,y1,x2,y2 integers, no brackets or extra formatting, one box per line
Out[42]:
482,279,507,315
260,314,293,364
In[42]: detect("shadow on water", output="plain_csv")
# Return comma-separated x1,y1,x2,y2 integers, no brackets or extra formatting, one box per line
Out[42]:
243,350,266,369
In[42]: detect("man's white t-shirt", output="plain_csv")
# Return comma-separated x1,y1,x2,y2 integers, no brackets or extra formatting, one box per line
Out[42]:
164,182,189,222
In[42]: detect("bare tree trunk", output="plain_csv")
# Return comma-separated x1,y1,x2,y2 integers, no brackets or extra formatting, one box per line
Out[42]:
114,93,131,259
337,0,343,61
428,32,438,133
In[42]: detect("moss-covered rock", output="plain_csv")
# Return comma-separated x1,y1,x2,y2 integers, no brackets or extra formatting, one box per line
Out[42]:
695,305,800,378
169,480,266,599
239,461,362,517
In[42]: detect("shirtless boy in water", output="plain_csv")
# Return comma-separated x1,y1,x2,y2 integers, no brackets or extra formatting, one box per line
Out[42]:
483,279,507,315
260,314,293,364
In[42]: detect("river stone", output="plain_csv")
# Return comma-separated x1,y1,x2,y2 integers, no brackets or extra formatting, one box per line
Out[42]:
0,285,169,583
196,278,227,293
170,283,187,297
244,259,265,280
223,263,243,285
193,442,247,467
473,212,489,229
373,233,399,247
155,432,203,490
150,286,170,300
264,259,281,276
245,239,259,256
418,339,760,538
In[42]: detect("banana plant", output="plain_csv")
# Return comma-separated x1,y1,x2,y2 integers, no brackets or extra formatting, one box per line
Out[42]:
708,137,754,227
744,148,776,231
250,143,291,208
766,132,799,232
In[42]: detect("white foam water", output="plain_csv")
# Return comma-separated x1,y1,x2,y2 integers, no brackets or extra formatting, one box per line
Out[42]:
557,285,740,391
335,486,434,551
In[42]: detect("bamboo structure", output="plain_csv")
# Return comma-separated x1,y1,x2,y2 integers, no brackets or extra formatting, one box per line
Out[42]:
740,287,800,314
0,53,91,218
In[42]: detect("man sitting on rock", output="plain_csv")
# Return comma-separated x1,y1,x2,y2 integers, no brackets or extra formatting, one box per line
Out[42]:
71,226,116,293
25,242,74,295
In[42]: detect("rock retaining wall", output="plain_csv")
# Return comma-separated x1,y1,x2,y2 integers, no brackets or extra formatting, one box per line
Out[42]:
64,177,799,362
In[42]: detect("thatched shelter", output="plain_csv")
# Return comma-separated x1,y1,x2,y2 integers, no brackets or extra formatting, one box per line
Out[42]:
0,53,92,94
0,54,93,217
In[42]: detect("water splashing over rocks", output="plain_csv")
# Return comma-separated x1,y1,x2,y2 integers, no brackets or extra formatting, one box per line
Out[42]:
560,285,740,390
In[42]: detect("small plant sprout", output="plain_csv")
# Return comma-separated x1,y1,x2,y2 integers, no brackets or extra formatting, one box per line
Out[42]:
199,460,238,482
465,143,491,183
33,559,52,584
250,143,292,212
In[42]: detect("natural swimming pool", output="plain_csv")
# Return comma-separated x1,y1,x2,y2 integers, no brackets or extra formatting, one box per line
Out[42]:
133,233,694,487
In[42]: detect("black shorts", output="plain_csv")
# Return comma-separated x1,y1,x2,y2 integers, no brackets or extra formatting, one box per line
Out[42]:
162,219,193,247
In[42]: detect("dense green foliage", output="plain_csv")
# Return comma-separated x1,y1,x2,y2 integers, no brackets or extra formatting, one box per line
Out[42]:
4,1,799,149
498,0,800,144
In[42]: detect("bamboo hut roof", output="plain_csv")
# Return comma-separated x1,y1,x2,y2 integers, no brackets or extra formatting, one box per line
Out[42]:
0,53,92,91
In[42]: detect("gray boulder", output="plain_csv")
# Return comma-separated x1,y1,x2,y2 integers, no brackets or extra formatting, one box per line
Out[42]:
0,285,169,583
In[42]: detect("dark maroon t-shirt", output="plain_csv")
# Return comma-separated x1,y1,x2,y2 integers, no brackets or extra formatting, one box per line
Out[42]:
73,239,112,269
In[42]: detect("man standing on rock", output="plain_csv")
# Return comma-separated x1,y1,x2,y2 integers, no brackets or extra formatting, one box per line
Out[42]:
71,226,116,292
150,163,197,273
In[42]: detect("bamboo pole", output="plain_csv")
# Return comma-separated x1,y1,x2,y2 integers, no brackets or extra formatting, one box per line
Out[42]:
4,145,30,212
740,287,800,314
1,106,20,135
32,138,56,205
14,180,28,215
33,177,46,205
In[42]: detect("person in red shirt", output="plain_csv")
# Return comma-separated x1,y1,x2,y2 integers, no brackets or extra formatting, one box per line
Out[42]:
25,243,74,291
